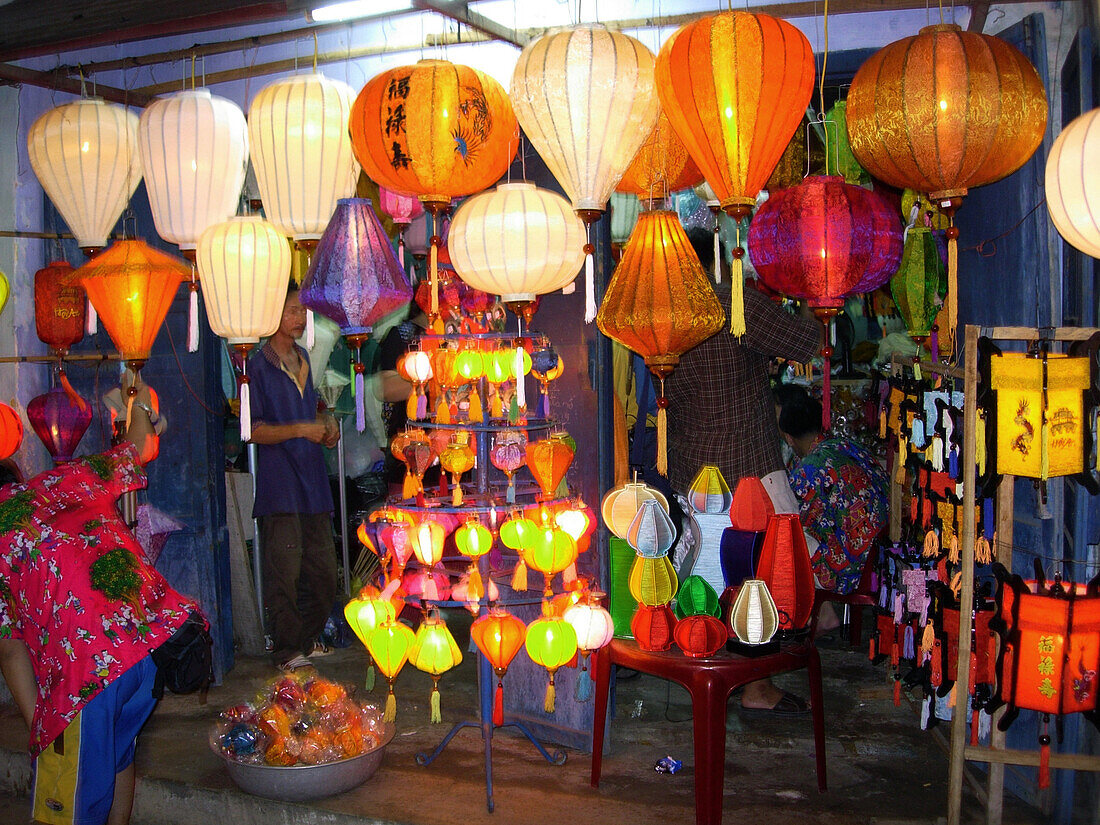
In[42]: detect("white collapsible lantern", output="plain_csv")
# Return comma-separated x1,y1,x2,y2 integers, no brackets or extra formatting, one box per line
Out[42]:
27,99,142,253
1046,108,1100,259
728,579,780,645
247,74,360,242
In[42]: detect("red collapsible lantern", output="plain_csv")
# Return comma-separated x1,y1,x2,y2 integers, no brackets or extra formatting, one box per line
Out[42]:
755,514,815,632
673,614,728,658
631,603,678,652
728,476,774,531
34,261,85,355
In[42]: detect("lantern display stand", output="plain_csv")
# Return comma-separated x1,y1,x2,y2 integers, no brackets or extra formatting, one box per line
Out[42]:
948,324,1100,825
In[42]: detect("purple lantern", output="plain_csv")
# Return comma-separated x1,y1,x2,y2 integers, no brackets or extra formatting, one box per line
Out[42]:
299,198,413,431
27,378,92,463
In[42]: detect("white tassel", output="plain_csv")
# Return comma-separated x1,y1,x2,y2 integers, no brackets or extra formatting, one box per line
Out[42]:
561,279,576,295
355,371,366,433
514,346,526,410
240,381,251,442
398,236,405,268
87,299,98,334
713,228,721,284
187,284,199,352
584,253,596,323
305,309,315,350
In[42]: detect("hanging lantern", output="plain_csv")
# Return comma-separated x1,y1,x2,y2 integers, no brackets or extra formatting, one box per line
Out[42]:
765,123,811,192
524,526,578,599
27,377,92,464
408,614,463,723
625,498,676,559
563,593,615,701
609,192,641,259
596,210,725,475
366,619,416,722
350,60,518,324
489,430,527,504
379,186,425,268
686,465,733,515
631,603,678,651
655,11,815,334
471,607,527,726
439,437,476,506
674,575,722,620
616,110,703,202
530,345,563,420
890,226,947,348
674,614,728,658
1046,107,1100,258
248,73,359,243
454,518,492,601
601,480,669,540
524,613,578,714
989,352,1091,480
846,23,1047,352
524,434,575,499
27,99,142,254
728,476,775,531
749,175,902,428
448,183,586,324
409,519,446,567
299,198,413,431
0,270,8,316
401,350,433,422
197,216,292,441
34,261,85,356
823,101,868,185
728,579,781,646
0,402,24,460
344,589,397,691
500,512,537,592
756,514,816,632
554,501,594,553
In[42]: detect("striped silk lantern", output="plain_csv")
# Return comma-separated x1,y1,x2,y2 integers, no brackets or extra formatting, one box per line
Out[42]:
471,607,527,726
454,519,492,602
627,498,679,608
628,554,679,608
616,110,703,202
344,588,397,691
626,498,676,559
655,11,815,334
1045,107,1100,258
729,476,775,531
563,593,615,700
27,99,142,254
596,210,725,475
525,525,578,599
408,615,463,723
846,23,1047,353
756,514,816,631
686,465,733,514
631,603,678,651
674,575,721,620
367,619,416,722
525,613,578,713
890,225,947,348
525,434,575,498
601,480,669,540
728,579,781,646
674,614,728,657
610,192,641,259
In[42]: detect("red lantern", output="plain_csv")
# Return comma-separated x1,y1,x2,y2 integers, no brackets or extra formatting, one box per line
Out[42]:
755,514,815,632
471,607,527,726
27,377,92,464
34,261,85,355
0,403,23,460
728,476,775,531
673,614,728,658
630,603,678,652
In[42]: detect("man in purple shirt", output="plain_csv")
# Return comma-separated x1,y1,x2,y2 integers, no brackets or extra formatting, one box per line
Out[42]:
249,286,340,672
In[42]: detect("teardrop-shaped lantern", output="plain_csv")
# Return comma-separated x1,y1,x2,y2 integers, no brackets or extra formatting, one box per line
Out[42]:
524,613,578,714
248,74,360,242
686,465,733,515
471,606,527,726
628,554,679,607
1046,107,1100,258
728,579,780,645
890,226,947,345
525,434,575,498
367,619,416,723
408,614,463,723
138,89,248,253
756,515,816,631
344,587,397,691
626,498,676,559
728,476,775,531
409,519,446,567
34,261,85,356
601,480,669,540
27,99,142,253
27,379,92,464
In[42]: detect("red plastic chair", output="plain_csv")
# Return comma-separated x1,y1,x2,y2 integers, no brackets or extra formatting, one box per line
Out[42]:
811,542,879,648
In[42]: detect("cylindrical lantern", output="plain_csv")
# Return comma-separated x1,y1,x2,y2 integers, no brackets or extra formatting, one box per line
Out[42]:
27,99,142,253
27,380,92,464
728,579,781,645
0,402,24,460
138,89,248,252
631,603,678,651
686,465,733,514
408,615,463,723
471,606,527,726
616,110,703,201
674,614,728,657
448,183,586,303
601,480,669,540
34,261,85,355
524,614,578,713
1045,107,1100,258
248,74,360,241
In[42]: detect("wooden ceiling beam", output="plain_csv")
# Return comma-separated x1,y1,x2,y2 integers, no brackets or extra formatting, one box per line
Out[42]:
0,62,150,106
412,1,527,47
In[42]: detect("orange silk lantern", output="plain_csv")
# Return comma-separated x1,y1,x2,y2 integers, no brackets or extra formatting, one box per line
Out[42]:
471,607,527,726
524,613,578,714
0,403,23,460
408,614,463,723
616,110,703,202
367,619,416,722
631,603,678,652
655,11,815,334
729,476,775,531
409,519,446,567
756,514,816,631
596,210,725,475
846,24,1047,352
525,434,575,498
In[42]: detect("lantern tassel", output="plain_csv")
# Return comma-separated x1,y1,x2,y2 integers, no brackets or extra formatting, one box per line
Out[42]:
452,477,463,507
511,559,528,591
822,352,832,432
305,309,315,350
355,370,366,433
467,566,484,602
948,533,960,564
86,299,98,335
730,227,746,336
544,673,556,714
575,663,593,702
430,681,441,724
430,241,439,320
920,621,936,656
713,224,721,284
58,369,88,411
398,235,405,268
406,392,418,421
946,222,958,355
467,390,483,423
436,397,451,424
656,377,668,477
187,280,199,353
1039,720,1051,789
506,476,515,504
384,687,396,723
515,346,526,410
584,251,597,323
402,470,418,500
365,662,375,692
493,680,505,727
239,378,251,442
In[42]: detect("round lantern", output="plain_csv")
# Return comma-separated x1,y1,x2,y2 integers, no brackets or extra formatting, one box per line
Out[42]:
674,575,721,620
27,378,92,464
409,519,446,567
248,73,359,242
596,210,725,474
0,402,24,460
616,110,703,201
601,480,669,540
846,23,1047,350
448,183,586,316
408,614,463,723
1045,107,1100,258
489,429,526,503
686,465,733,515
524,614,578,714
631,603,678,652
471,607,527,726
674,614,728,657
454,518,492,603
439,438,476,506
27,99,142,253
366,619,416,722
563,593,614,701
729,476,775,531
34,261,85,355
655,11,815,334
525,526,578,598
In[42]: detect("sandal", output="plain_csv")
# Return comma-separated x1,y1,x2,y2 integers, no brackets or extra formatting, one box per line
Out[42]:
278,654,313,673
739,690,811,718
307,641,333,658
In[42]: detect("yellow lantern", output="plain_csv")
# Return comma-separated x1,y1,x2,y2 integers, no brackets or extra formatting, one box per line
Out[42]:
628,554,679,607
989,352,1091,480
366,619,416,722
686,465,733,515
27,99,142,254
439,438,476,506
525,526,578,599
409,519,446,567
408,614,463,723
344,589,397,691
600,480,669,540
1045,108,1100,258
524,612,579,713
454,518,493,602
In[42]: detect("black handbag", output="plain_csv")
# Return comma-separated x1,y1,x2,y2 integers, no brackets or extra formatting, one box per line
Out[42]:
150,610,213,699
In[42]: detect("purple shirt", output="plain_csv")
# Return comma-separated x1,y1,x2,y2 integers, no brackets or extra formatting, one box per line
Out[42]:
249,342,334,517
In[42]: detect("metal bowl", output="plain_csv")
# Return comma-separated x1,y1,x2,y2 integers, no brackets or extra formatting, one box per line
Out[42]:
213,722,395,801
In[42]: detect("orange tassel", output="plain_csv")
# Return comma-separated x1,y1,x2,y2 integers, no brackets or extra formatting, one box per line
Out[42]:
924,529,940,558
921,621,936,656
948,534,960,564
511,559,528,591
970,707,980,745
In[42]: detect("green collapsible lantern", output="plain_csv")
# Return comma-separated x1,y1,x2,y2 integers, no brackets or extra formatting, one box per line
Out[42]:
825,100,869,185
674,575,721,620
890,225,946,345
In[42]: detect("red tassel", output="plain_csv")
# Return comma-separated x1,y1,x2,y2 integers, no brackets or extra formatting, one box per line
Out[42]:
1038,722,1052,790
493,681,504,727
869,633,877,661
970,707,980,746
893,676,901,707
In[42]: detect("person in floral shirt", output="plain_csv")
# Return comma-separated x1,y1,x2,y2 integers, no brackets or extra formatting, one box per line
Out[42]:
777,385,889,595
0,442,199,825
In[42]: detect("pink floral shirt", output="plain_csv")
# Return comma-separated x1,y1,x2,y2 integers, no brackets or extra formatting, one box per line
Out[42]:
0,443,195,756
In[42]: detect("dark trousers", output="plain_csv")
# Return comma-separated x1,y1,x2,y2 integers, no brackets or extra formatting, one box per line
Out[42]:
259,512,338,665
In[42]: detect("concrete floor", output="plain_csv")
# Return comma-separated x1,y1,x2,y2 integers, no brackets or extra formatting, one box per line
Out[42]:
0,619,1054,825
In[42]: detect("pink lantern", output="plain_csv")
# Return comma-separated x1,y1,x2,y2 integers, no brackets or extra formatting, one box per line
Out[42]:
27,374,92,463
379,186,425,269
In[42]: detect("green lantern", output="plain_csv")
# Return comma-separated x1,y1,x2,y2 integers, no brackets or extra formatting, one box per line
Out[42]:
674,574,721,619
890,225,946,345
825,100,869,185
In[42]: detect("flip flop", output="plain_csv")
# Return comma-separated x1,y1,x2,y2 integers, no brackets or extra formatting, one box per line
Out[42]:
739,690,811,718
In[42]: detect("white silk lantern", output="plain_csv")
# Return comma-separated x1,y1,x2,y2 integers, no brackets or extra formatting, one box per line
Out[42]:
1046,108,1100,258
